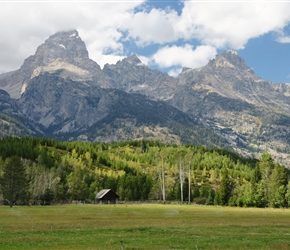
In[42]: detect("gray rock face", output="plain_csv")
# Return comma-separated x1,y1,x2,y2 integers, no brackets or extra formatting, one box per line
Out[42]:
0,30,103,99
172,50,290,163
178,50,290,111
17,72,223,147
103,54,178,100
34,30,90,66
0,89,41,137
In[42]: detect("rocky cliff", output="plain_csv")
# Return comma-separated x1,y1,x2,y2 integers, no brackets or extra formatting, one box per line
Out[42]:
172,50,290,162
103,54,178,101
0,30,104,99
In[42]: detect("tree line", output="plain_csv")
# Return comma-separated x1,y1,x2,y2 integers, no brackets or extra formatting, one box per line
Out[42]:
0,137,289,207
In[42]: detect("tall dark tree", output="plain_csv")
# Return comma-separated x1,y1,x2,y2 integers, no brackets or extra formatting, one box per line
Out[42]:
269,164,288,208
258,152,274,203
250,165,264,207
251,165,262,186
140,139,147,153
217,168,232,205
0,156,28,207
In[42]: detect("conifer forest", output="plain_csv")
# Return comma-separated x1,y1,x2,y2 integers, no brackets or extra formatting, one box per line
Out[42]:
0,137,289,208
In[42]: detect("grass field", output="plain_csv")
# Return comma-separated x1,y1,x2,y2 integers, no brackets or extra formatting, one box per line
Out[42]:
0,204,290,249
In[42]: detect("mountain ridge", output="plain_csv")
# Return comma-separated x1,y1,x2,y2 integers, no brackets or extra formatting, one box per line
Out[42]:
0,30,290,165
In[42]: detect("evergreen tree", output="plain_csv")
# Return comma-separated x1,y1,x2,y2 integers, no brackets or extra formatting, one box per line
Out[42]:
250,165,263,207
285,182,290,207
253,180,267,208
0,156,29,207
258,152,274,204
218,168,232,205
67,169,89,201
269,164,288,208
206,188,215,205
140,139,147,153
251,165,262,186
40,188,54,205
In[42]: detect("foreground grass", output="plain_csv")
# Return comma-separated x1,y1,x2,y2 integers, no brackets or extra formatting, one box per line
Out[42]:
0,204,289,249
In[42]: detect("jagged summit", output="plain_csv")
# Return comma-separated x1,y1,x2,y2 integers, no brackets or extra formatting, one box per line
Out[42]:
0,29,102,98
33,29,89,64
49,29,80,39
178,50,256,83
177,49,274,106
209,50,254,73
179,50,258,83
111,54,143,67
103,53,177,100
124,54,142,65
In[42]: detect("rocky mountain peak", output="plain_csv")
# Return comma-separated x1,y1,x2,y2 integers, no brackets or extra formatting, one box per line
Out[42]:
103,53,177,101
33,29,89,66
114,54,144,67
124,54,142,65
209,50,254,73
0,30,102,99
177,49,266,105
18,29,103,77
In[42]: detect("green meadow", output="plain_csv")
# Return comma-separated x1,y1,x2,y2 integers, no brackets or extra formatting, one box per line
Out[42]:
0,204,289,249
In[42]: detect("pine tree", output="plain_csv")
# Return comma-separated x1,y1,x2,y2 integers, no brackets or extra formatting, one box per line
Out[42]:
140,139,147,153
0,156,28,207
269,164,288,208
250,165,263,207
218,168,232,205
258,152,274,205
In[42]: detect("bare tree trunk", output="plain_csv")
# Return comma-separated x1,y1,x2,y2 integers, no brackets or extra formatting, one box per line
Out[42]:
179,156,184,203
161,156,166,202
188,159,191,205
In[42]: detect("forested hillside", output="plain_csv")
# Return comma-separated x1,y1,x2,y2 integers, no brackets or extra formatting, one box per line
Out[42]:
0,137,289,208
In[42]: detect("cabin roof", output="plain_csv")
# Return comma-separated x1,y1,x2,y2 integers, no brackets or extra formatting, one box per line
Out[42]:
95,189,119,199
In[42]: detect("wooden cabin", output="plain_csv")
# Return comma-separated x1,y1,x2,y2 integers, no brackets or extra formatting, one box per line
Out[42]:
95,189,119,204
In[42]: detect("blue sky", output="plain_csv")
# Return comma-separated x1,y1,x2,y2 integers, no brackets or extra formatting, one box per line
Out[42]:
1,1,290,83
239,32,290,83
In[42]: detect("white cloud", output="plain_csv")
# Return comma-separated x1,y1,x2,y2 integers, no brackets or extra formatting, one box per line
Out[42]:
97,54,125,68
1,1,290,74
0,2,144,71
168,68,182,78
122,1,290,50
152,44,217,69
123,7,179,46
277,36,290,43
176,2,290,49
276,29,290,44
137,55,150,66
125,1,290,71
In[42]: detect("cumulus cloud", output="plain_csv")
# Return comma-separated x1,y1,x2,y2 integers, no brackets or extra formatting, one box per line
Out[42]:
137,55,150,66
0,2,144,71
123,1,290,50
1,1,290,74
277,36,290,43
152,44,217,69
276,30,290,44
175,2,290,49
123,7,179,46
124,1,290,71
168,68,183,78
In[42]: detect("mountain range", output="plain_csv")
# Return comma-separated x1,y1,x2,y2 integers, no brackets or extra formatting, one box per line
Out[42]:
0,30,290,165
